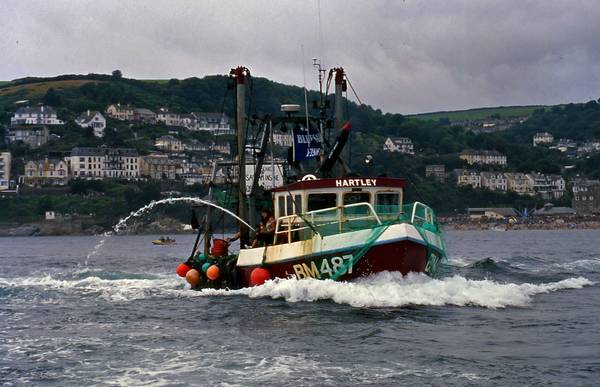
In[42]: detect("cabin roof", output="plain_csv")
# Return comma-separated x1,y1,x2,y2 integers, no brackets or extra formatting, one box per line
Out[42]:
272,176,406,192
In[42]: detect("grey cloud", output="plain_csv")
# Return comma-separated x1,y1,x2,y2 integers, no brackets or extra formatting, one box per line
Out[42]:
1,0,599,113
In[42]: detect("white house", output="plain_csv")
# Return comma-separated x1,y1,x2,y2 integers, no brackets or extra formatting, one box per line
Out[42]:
459,150,507,166
455,169,481,188
480,172,507,191
526,172,566,199
155,135,183,152
190,112,232,135
75,110,106,137
383,137,415,155
157,108,182,126
68,147,140,179
0,152,11,191
11,105,64,125
533,132,554,146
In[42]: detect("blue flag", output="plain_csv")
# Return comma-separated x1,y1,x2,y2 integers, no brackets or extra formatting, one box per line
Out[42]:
292,124,321,162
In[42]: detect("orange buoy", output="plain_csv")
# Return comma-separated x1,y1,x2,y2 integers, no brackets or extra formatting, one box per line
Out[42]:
250,267,271,286
206,265,220,281
211,239,229,257
176,263,191,278
185,269,201,287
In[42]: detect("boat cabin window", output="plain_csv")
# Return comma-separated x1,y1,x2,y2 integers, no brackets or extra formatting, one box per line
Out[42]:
343,192,370,205
293,194,302,214
376,192,401,214
343,192,371,216
277,196,285,217
286,195,293,215
307,193,337,212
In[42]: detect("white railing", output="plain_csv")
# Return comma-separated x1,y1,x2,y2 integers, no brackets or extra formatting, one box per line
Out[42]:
410,201,434,225
274,202,382,244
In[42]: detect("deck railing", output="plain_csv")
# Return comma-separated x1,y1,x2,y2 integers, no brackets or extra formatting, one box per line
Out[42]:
273,201,439,244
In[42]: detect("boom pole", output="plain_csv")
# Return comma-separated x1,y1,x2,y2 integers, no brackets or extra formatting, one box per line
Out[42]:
230,66,250,246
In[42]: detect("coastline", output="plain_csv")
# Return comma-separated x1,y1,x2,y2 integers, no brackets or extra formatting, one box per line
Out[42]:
441,218,600,231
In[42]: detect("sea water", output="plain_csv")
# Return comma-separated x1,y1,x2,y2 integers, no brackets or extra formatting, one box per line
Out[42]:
1,230,599,385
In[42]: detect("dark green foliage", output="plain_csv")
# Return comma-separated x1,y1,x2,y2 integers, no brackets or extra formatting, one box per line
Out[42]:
2,73,599,222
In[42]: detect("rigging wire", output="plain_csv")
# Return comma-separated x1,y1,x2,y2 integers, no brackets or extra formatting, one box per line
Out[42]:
344,73,364,106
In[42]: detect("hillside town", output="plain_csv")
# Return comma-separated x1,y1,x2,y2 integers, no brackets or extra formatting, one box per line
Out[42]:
2,101,600,232
1,103,257,189
382,133,600,217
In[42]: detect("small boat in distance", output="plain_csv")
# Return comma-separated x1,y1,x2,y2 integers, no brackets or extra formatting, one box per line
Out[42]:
153,236,176,245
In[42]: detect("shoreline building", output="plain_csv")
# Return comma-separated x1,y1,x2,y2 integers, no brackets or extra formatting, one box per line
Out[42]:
0,152,11,191
140,154,179,180
572,179,600,215
68,147,140,179
22,157,69,187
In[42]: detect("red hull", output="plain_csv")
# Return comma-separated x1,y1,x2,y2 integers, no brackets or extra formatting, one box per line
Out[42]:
237,239,427,286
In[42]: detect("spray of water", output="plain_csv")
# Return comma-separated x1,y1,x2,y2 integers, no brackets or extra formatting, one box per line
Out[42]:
85,196,252,263
113,197,254,233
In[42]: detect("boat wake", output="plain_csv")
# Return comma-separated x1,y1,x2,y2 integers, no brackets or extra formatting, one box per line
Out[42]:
0,270,592,309
199,271,592,309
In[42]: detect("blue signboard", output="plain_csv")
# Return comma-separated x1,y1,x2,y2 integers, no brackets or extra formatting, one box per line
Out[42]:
292,124,321,162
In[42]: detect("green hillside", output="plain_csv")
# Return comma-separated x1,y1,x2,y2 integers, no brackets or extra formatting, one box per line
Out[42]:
409,105,547,122
2,72,600,221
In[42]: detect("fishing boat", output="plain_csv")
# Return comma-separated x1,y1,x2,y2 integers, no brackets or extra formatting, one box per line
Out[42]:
153,236,176,245
176,64,447,289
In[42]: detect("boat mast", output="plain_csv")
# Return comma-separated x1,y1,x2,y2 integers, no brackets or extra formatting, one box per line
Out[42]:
203,160,218,255
333,67,350,176
313,58,327,166
333,67,344,131
230,66,250,246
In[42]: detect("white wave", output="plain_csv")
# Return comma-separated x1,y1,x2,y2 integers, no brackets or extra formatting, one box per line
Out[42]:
0,273,185,302
199,271,594,309
1,270,593,308
447,256,473,267
554,258,600,272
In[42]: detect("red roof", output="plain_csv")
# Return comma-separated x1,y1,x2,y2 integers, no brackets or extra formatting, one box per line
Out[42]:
272,176,406,192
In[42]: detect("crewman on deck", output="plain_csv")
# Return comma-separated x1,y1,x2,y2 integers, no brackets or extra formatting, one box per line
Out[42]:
226,208,276,248
252,208,276,247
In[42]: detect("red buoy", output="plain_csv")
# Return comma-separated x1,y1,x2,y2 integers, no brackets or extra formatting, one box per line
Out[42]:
212,239,229,257
250,267,271,286
185,269,201,287
206,265,220,281
176,263,191,278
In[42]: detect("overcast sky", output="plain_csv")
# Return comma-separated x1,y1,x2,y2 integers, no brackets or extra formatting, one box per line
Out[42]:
1,0,599,114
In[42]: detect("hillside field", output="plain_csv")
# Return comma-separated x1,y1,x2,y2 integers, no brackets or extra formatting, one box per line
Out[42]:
409,105,548,122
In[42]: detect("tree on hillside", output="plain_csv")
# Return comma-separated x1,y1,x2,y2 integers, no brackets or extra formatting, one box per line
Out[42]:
112,70,123,80
43,88,62,106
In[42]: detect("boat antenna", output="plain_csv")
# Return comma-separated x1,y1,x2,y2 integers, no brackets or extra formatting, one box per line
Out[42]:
313,57,327,166
316,0,324,68
301,45,310,135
